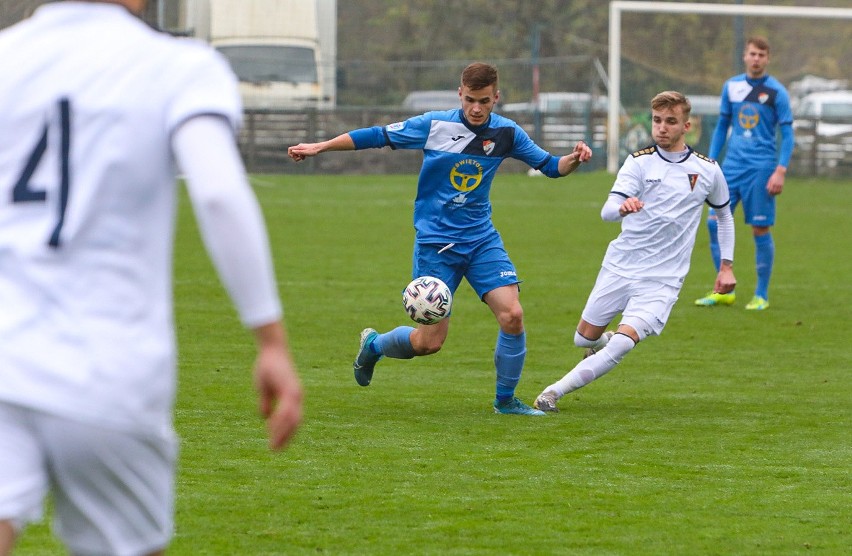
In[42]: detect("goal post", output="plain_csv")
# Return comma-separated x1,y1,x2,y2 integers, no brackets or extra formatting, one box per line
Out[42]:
607,1,852,173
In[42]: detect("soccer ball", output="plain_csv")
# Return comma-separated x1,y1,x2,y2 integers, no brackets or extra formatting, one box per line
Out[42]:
402,276,453,325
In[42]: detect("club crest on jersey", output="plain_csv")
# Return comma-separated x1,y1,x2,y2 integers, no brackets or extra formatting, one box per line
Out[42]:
483,140,495,156
738,105,759,131
450,159,484,192
687,174,699,191
758,92,769,104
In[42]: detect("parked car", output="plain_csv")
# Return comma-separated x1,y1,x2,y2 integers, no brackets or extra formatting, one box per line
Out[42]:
686,94,720,116
793,90,852,174
682,94,721,154
795,90,852,133
401,90,461,111
502,91,608,114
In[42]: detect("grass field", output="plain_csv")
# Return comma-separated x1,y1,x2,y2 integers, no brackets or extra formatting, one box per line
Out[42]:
18,171,851,555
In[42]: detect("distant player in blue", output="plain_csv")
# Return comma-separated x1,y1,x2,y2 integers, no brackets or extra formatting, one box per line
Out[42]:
288,62,592,415
695,36,794,310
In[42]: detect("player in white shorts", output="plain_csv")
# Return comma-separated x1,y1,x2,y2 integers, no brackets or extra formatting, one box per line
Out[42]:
0,1,303,555
534,91,737,413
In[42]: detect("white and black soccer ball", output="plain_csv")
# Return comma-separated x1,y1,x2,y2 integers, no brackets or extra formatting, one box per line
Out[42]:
402,276,453,325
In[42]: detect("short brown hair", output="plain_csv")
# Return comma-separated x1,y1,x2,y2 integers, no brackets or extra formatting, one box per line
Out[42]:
651,91,692,120
746,36,770,53
461,62,498,91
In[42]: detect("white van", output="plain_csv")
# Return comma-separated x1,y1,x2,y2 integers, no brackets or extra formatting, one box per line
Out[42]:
502,92,607,114
401,90,461,112
793,90,852,172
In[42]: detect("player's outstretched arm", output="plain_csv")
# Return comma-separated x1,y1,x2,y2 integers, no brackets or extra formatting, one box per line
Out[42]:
288,133,356,161
174,114,304,450
253,321,303,450
557,140,593,176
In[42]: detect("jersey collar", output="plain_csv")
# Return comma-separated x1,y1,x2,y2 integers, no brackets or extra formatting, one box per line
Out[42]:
460,113,491,133
655,145,693,163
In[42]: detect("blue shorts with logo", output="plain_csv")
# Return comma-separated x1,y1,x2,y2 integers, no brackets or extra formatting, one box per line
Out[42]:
411,233,520,301
719,164,776,226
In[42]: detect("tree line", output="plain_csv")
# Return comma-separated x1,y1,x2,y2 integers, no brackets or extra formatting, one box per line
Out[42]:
2,1,848,108
336,0,851,108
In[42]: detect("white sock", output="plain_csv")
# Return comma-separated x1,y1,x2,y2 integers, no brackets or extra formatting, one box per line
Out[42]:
574,330,611,350
548,333,635,397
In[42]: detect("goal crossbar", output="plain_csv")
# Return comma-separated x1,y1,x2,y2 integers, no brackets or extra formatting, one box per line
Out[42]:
607,1,852,172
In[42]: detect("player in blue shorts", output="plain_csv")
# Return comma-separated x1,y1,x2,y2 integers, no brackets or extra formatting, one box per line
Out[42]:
288,62,592,415
695,36,794,311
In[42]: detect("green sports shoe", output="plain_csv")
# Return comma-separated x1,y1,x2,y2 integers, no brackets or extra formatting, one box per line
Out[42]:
745,296,769,311
353,328,382,386
694,291,736,306
493,397,546,416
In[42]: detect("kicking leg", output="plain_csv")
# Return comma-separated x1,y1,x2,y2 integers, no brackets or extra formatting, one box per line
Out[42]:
536,324,640,412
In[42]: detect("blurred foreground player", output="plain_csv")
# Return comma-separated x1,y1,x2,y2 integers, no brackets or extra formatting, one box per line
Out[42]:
0,1,302,554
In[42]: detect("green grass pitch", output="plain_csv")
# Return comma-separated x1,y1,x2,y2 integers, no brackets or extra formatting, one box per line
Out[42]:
18,171,850,554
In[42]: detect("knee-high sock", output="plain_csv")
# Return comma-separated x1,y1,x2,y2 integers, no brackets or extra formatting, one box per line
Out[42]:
546,333,635,397
373,326,416,359
754,233,774,300
707,216,721,273
574,330,611,350
494,330,526,401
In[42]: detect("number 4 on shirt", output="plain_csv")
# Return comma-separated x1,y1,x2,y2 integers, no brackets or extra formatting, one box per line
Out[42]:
11,98,71,248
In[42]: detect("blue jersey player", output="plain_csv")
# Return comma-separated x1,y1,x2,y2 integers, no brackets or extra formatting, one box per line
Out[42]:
288,62,592,415
695,36,794,310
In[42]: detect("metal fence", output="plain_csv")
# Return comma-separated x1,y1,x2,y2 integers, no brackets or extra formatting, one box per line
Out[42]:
238,107,849,178
240,107,613,175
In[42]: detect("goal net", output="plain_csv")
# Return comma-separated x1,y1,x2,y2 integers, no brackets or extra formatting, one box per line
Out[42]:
607,1,852,173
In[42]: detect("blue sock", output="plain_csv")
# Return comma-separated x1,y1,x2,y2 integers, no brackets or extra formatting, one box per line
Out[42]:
707,216,721,272
373,326,416,359
754,233,774,300
494,331,526,402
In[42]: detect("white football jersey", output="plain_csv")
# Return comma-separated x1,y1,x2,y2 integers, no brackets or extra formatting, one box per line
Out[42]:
0,3,242,431
602,146,730,287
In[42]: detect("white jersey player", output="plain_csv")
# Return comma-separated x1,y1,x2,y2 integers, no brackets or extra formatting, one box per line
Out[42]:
0,1,302,555
534,91,736,413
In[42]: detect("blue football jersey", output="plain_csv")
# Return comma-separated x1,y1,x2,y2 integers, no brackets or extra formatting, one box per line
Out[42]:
384,109,554,244
717,74,793,169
